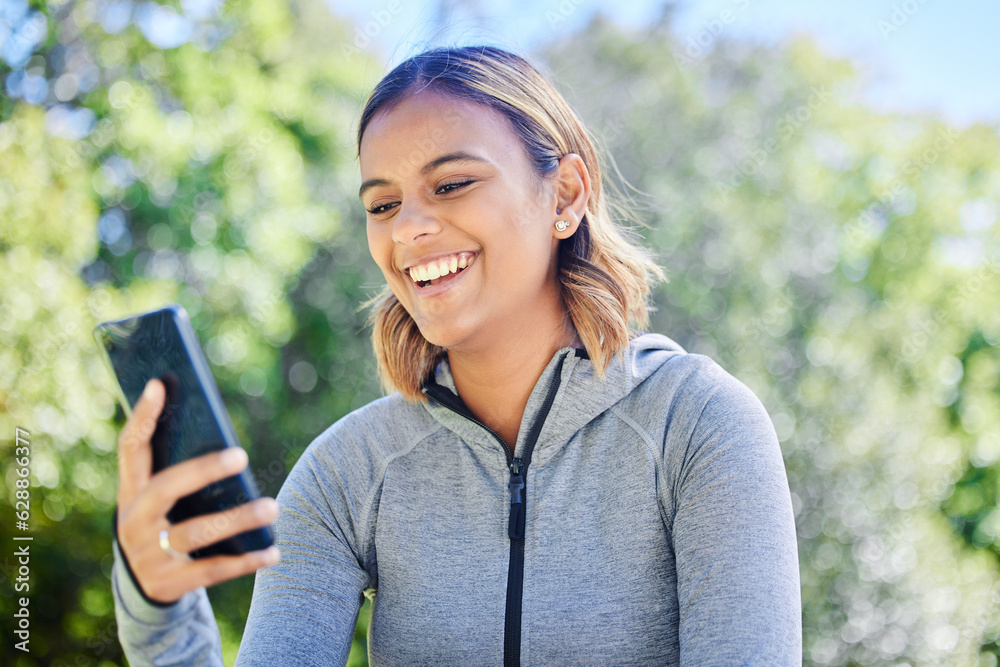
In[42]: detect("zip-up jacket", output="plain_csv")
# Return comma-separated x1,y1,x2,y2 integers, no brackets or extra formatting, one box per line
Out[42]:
111,333,802,665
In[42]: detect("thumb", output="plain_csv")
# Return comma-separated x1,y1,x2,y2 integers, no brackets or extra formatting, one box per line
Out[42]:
116,378,164,507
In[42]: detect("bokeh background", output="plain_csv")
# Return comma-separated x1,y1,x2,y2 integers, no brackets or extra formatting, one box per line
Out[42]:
1,0,998,664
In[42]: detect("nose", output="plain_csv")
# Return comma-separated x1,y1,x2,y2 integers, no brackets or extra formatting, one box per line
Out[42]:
391,198,441,245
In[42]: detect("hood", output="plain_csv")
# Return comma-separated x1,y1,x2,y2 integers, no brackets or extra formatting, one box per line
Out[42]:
420,333,687,458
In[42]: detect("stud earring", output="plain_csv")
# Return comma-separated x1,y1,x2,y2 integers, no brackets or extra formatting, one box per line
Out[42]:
554,220,569,232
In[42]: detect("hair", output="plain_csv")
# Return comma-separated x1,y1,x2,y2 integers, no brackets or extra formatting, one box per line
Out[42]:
357,45,664,402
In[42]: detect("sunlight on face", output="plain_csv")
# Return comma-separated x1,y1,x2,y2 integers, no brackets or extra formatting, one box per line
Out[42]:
359,90,565,354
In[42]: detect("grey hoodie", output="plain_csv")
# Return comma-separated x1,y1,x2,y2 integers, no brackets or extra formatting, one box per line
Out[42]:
112,333,802,665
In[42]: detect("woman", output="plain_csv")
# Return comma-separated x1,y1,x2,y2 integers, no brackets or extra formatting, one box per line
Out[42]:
112,46,801,665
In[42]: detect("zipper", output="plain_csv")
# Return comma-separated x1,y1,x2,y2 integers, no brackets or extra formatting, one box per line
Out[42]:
422,354,567,667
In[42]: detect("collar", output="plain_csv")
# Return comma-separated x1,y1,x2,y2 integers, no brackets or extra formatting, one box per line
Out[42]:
420,333,686,460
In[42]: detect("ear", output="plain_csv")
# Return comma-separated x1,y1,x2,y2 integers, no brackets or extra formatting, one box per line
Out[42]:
551,153,591,238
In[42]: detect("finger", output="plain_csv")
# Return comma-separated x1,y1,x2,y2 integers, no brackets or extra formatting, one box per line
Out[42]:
168,497,279,555
117,378,165,506
143,547,282,605
137,447,249,520
188,547,282,592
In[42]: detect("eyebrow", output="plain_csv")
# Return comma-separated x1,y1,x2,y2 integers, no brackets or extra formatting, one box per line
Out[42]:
358,151,491,200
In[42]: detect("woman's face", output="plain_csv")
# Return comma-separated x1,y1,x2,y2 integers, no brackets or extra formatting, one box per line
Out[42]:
359,90,566,353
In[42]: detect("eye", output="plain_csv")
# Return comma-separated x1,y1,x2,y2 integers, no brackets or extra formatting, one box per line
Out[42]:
437,179,474,194
366,201,399,216
366,180,475,216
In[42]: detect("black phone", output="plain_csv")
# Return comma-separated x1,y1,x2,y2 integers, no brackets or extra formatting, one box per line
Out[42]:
94,304,274,558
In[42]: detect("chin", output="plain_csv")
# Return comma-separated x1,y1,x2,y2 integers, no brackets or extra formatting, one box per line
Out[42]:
412,319,476,351
415,327,462,351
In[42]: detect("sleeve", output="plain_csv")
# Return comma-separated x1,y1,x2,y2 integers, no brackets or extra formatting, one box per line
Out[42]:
111,428,375,667
111,525,226,666
665,364,802,665
235,437,374,666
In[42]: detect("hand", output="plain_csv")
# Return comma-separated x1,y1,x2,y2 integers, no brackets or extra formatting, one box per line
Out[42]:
115,378,281,604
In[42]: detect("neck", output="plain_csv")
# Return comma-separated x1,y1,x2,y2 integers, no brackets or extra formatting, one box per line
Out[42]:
446,317,578,453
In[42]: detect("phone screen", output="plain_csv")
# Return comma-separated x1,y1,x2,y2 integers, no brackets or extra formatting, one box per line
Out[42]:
96,306,232,471
95,304,273,557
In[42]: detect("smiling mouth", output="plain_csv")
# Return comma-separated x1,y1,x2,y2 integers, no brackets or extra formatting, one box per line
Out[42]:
407,252,476,288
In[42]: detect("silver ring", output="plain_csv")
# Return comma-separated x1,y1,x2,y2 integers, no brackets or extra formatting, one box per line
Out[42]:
159,529,191,562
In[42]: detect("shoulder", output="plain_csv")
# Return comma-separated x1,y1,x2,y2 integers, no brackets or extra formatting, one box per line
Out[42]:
620,342,780,478
627,340,772,436
315,392,439,453
281,392,442,495
622,346,792,532
671,354,771,429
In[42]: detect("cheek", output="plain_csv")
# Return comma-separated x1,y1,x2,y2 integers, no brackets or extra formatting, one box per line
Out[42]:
367,227,412,302
367,225,393,272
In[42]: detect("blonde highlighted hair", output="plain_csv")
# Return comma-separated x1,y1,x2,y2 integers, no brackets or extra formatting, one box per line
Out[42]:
358,45,664,401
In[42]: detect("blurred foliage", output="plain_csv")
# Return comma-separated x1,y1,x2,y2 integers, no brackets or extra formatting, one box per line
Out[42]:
0,0,383,663
1,0,999,665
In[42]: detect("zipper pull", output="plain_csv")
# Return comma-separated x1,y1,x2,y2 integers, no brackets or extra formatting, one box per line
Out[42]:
508,458,525,540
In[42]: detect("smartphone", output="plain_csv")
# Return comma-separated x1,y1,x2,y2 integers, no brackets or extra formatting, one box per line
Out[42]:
94,304,274,558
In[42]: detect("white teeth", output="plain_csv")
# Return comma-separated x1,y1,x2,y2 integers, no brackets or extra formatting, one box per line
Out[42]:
409,253,474,284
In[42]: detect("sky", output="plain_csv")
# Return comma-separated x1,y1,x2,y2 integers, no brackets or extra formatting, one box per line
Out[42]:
330,0,1000,128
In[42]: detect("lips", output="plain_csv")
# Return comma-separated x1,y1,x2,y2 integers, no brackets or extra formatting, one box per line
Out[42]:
405,251,477,286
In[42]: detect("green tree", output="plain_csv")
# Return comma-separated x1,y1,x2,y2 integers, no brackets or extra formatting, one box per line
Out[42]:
2,1,999,665
1,0,382,662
